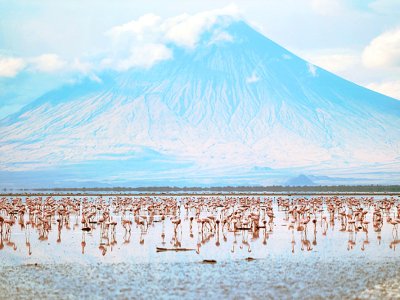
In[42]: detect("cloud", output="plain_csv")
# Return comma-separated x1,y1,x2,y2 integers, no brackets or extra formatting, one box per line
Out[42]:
304,50,359,73
0,56,26,77
113,43,172,70
71,58,92,74
0,53,100,82
107,5,239,48
369,0,400,14
367,80,400,100
162,5,239,48
103,4,239,70
107,13,162,41
208,30,234,45
70,58,101,82
246,72,260,84
362,28,400,69
30,54,67,72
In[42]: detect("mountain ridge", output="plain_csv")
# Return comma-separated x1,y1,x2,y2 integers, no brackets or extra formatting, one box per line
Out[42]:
0,18,399,188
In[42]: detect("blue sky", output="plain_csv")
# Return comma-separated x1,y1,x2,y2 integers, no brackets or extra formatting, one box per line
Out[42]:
1,0,400,118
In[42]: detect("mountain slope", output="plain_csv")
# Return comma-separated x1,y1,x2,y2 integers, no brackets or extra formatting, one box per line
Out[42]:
1,19,399,187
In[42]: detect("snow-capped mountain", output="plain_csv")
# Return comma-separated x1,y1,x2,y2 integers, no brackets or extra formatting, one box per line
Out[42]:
1,18,399,187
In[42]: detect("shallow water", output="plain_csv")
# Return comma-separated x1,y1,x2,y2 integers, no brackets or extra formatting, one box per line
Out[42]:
1,195,399,299
1,257,400,299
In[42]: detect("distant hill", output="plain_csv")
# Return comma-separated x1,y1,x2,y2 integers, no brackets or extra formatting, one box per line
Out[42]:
286,175,316,186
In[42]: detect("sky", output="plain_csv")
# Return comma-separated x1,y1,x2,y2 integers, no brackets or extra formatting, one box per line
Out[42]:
1,0,400,119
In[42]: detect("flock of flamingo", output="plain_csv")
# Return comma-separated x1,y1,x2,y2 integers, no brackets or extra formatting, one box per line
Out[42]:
1,195,400,259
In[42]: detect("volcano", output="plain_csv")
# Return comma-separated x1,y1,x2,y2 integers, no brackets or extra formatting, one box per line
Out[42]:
1,17,399,188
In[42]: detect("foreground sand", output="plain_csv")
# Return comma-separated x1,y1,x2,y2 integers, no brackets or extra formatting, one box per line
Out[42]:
1,257,400,299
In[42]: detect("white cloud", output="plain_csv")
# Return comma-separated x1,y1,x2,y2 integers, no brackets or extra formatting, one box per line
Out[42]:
362,28,400,69
71,58,92,74
307,63,317,77
70,58,102,82
103,4,239,70
208,30,234,45
30,54,67,72
246,72,260,84
0,53,98,80
162,5,239,48
114,43,172,70
369,0,400,14
367,80,400,100
0,56,26,77
304,50,359,73
107,5,239,48
107,13,162,41
299,47,400,99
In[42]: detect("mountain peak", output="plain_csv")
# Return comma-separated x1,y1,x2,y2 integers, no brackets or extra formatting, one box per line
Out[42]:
192,19,290,57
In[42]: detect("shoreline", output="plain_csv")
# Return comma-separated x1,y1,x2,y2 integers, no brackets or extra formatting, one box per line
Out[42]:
1,191,400,197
